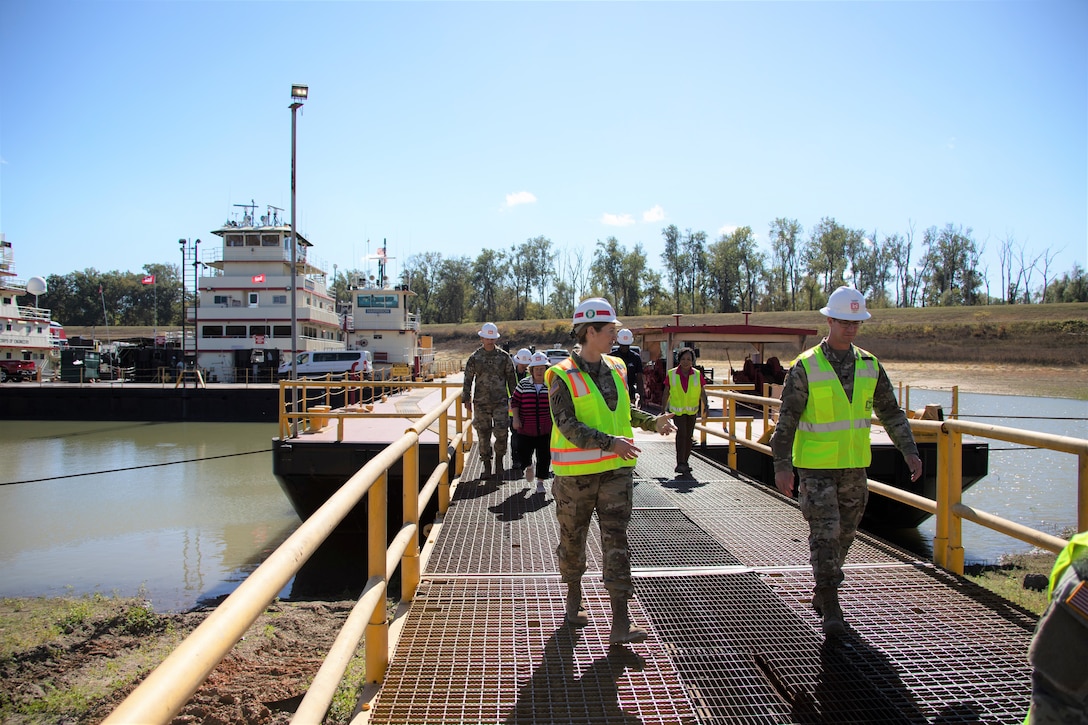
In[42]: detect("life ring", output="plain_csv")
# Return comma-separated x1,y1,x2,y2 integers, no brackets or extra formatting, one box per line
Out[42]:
359,339,368,347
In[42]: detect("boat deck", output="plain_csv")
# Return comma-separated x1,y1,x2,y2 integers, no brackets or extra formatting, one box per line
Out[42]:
358,437,1035,724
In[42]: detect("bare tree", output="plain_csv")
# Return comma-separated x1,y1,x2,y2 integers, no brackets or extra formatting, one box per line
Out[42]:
1038,245,1064,303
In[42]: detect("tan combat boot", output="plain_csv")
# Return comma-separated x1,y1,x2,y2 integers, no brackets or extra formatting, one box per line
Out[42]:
609,595,648,645
565,582,589,626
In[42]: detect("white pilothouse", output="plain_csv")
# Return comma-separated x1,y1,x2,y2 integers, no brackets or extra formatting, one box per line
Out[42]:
191,202,345,383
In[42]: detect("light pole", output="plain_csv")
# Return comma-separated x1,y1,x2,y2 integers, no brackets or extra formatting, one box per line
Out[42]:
178,239,186,388
289,83,307,383
192,238,201,380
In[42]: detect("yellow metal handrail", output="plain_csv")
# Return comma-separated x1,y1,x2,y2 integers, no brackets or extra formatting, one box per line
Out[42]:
104,385,465,725
703,388,1086,573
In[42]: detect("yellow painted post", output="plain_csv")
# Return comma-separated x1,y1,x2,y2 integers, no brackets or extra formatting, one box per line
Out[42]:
933,427,950,569
1080,453,1088,532
365,471,389,684
439,409,451,513
951,385,959,419
402,443,421,603
727,397,737,470
949,428,965,574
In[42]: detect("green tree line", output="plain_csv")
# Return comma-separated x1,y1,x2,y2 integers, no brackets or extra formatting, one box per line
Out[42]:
38,219,1088,327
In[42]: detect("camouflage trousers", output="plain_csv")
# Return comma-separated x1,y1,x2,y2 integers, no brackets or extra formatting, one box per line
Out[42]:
471,401,510,464
553,469,634,598
797,467,869,590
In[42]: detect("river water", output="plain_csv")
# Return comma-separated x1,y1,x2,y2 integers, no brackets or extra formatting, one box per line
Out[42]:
0,393,1084,611
0,421,297,611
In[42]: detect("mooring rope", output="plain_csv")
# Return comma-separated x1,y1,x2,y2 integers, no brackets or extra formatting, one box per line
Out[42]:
0,449,273,487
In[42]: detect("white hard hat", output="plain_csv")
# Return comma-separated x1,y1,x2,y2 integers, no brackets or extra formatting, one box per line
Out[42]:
478,322,500,339
529,351,550,367
819,286,871,321
572,297,620,327
513,348,533,365
616,328,634,346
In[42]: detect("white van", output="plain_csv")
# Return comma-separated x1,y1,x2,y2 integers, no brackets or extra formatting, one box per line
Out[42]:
278,350,373,379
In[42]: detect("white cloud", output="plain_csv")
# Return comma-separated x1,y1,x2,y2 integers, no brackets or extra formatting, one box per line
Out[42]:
946,137,957,150
718,224,738,237
642,205,665,223
505,191,537,207
601,212,636,227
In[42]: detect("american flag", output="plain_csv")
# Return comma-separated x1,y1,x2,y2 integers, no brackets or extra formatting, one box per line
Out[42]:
252,274,266,284
141,274,155,285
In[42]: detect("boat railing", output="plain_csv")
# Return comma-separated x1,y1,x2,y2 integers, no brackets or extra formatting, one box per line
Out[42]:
16,303,52,321
702,387,1086,573
104,381,471,725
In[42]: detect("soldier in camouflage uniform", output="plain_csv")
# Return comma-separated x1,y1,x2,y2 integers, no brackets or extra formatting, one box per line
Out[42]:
548,298,675,645
771,287,922,637
463,322,518,479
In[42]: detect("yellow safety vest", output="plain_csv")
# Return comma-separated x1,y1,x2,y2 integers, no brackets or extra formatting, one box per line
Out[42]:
546,355,635,475
1048,530,1088,598
667,368,702,415
793,345,879,469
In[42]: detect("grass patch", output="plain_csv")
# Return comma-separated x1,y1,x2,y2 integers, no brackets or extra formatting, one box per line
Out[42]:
964,548,1061,616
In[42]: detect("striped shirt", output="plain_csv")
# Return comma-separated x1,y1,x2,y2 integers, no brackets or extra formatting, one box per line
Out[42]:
511,376,552,437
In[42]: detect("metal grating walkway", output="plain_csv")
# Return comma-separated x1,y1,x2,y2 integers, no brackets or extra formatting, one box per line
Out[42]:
364,440,1035,724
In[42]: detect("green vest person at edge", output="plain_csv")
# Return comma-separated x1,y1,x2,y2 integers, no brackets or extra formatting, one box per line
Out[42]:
770,286,923,638
546,297,676,645
1025,530,1088,724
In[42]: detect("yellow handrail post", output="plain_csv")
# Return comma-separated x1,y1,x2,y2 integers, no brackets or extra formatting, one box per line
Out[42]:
933,428,950,569
948,427,965,574
366,471,389,684
439,408,452,513
951,385,959,419
1079,452,1088,531
727,397,737,470
402,442,421,603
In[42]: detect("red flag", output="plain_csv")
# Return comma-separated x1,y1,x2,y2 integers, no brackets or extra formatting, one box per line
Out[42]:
377,247,386,260
141,274,155,285
252,274,266,283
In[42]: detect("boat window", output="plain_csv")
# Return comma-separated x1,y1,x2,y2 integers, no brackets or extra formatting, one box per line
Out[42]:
273,295,287,305
245,235,260,247
273,325,291,337
261,234,279,247
249,325,270,337
356,293,399,309
213,295,231,306
202,325,224,338
225,325,246,338
226,234,244,247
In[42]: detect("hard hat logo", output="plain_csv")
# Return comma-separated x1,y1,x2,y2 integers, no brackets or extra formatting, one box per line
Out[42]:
586,310,596,319
850,300,859,312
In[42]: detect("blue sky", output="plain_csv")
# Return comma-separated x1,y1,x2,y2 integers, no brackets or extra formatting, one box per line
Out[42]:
2,0,1085,295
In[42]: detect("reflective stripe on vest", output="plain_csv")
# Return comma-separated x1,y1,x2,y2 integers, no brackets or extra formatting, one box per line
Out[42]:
667,368,701,415
792,345,879,469
546,356,635,475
